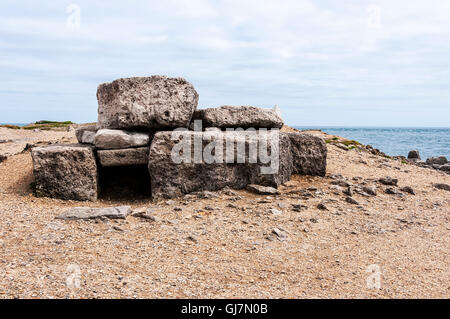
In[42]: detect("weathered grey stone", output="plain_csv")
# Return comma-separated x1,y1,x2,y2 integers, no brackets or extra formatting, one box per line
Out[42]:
56,206,131,220
379,176,398,186
345,196,359,205
363,186,377,196
286,132,327,176
97,147,149,167
94,129,150,150
31,144,98,201
400,186,415,195
437,163,450,173
407,150,420,160
246,184,280,195
148,130,293,199
97,76,198,129
385,187,401,195
192,106,283,129
433,183,450,191
205,127,221,132
426,156,448,165
75,125,97,144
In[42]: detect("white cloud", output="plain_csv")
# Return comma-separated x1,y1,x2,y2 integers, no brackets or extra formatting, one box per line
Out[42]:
0,0,449,126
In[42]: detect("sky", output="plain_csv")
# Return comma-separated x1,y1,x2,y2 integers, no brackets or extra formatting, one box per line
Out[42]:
0,0,449,127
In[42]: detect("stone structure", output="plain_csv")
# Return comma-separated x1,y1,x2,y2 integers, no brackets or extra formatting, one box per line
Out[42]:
31,75,328,201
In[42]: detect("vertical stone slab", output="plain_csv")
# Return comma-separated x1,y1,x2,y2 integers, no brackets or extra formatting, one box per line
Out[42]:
286,132,327,176
31,144,99,201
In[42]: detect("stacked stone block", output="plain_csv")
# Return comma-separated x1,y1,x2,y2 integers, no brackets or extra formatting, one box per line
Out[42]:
31,75,327,201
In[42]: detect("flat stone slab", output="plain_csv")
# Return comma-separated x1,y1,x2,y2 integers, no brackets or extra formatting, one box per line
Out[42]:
31,144,98,201
193,106,283,129
97,147,149,167
148,130,292,199
56,206,131,220
286,132,327,176
246,184,280,195
94,129,150,150
97,76,198,130
75,125,97,144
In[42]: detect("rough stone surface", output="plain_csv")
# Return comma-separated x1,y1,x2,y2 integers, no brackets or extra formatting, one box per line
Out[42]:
31,144,98,201
148,131,292,199
56,206,131,220
400,186,415,195
94,129,150,150
379,176,398,186
97,76,199,130
363,186,377,196
437,164,450,173
286,132,327,176
433,183,450,191
426,156,448,165
97,147,149,167
407,150,421,160
75,125,97,144
246,184,280,195
193,106,283,129
385,187,401,195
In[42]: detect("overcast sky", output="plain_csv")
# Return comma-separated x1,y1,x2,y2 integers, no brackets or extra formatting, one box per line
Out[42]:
1,0,449,126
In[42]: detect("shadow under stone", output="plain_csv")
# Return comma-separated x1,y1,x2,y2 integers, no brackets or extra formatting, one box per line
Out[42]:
98,165,151,200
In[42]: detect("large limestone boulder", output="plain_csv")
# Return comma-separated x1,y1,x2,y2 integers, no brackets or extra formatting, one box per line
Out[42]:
97,76,199,129
97,147,149,167
286,132,327,176
148,130,292,199
193,106,283,129
94,129,150,150
31,144,98,201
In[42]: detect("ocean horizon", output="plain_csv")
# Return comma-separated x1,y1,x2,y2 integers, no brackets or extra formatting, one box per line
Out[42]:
294,126,449,160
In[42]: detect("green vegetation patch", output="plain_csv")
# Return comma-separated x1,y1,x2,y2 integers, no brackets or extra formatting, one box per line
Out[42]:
35,120,73,125
22,120,74,130
0,124,21,129
341,139,361,146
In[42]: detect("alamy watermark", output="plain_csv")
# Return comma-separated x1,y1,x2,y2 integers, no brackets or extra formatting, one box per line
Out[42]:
66,263,81,289
66,4,81,30
366,264,381,289
170,120,281,174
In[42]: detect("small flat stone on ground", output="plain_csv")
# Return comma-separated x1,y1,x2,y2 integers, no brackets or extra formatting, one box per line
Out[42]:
246,184,280,195
56,206,131,220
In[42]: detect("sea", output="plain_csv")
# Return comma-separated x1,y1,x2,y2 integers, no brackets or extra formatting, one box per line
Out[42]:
295,127,450,160
1,123,449,160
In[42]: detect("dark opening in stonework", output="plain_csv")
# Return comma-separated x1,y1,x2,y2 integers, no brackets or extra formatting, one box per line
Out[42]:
99,165,151,200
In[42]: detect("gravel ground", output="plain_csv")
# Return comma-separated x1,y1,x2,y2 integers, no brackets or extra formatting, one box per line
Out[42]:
0,127,448,299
